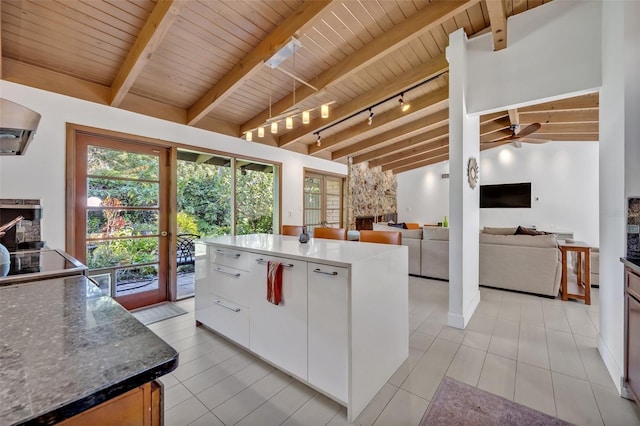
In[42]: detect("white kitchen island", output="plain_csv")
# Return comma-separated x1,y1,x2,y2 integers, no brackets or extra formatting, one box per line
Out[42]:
195,234,409,422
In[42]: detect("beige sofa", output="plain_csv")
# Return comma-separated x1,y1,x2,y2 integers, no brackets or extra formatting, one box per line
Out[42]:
372,223,422,275
421,227,449,280
479,230,562,297
416,226,563,297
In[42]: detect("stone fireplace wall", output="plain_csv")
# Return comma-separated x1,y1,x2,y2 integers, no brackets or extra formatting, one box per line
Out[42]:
348,162,397,230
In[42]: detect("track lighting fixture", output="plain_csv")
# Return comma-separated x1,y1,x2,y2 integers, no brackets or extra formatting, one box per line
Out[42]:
271,121,278,134
245,130,252,141
321,103,329,118
302,110,310,124
399,93,410,112
315,132,321,146
368,109,374,126
258,126,265,138
285,116,293,129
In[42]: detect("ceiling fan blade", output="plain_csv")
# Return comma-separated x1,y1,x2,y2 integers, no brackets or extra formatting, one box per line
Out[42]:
517,123,542,138
480,141,510,149
520,136,549,144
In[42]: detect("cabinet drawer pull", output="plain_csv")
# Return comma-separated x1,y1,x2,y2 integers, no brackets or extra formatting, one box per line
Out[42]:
313,268,338,276
215,249,240,258
213,299,241,312
213,267,241,277
255,258,294,268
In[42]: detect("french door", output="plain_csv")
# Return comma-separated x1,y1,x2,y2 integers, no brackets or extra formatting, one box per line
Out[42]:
73,133,170,310
304,171,344,232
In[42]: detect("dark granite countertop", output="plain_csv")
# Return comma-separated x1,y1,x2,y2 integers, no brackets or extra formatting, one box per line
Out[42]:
622,257,640,274
0,275,178,425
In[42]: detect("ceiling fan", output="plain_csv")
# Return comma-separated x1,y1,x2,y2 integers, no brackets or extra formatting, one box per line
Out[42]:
482,123,549,148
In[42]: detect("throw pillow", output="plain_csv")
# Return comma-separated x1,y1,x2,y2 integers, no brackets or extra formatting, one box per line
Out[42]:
515,226,551,236
388,222,408,229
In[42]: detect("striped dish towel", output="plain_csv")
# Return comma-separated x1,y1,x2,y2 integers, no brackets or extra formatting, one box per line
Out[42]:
267,261,283,305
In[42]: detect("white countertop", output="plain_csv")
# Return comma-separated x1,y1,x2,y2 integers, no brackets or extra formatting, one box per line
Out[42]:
197,234,407,267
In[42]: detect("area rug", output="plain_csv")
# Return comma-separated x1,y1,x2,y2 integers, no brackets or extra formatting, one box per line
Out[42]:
131,302,188,325
420,377,574,426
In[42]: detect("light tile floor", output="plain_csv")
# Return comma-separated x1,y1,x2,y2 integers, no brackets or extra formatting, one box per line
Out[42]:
148,277,640,425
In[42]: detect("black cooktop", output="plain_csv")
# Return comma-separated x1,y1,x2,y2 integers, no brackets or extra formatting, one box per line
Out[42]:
0,249,86,283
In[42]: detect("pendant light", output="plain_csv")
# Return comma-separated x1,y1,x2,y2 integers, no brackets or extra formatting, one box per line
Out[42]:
271,121,278,134
286,116,293,129
245,131,252,141
321,103,329,118
302,110,310,124
258,126,265,138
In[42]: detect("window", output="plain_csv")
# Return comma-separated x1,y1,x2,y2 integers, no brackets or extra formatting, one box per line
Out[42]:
304,171,345,231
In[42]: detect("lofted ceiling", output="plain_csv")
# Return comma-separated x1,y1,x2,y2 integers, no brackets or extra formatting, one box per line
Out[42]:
0,0,598,174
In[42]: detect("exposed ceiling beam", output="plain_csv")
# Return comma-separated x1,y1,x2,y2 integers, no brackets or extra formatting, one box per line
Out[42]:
480,117,511,135
389,152,449,174
240,0,479,135
369,136,449,168
111,0,188,107
508,108,519,128
519,93,599,112
340,110,509,162
536,122,599,133
531,133,600,141
519,109,599,123
332,109,451,161
280,56,449,148
382,145,449,171
307,86,449,154
187,0,332,125
2,58,240,137
485,0,508,51
354,126,449,165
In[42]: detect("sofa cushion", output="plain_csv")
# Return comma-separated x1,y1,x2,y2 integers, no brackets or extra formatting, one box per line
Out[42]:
515,226,552,236
423,227,449,241
479,232,558,248
482,227,518,235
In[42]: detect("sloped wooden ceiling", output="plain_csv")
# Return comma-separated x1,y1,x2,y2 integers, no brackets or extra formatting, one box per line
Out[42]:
0,0,598,174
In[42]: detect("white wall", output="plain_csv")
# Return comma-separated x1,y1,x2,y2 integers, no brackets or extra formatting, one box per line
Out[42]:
466,0,602,115
597,0,639,393
0,81,347,250
398,142,600,246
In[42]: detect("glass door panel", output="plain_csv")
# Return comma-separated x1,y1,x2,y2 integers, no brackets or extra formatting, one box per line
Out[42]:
304,173,344,231
75,133,169,310
235,160,275,235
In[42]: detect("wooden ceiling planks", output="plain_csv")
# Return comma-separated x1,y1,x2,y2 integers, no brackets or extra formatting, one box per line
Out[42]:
0,0,600,174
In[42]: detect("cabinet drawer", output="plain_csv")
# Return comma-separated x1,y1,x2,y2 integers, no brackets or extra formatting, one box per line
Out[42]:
210,294,249,348
210,246,250,271
628,270,640,299
210,264,249,306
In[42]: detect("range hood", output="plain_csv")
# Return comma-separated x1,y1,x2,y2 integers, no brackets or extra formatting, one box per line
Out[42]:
0,99,41,155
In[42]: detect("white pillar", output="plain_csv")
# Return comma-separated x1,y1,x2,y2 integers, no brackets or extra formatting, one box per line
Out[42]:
446,29,481,329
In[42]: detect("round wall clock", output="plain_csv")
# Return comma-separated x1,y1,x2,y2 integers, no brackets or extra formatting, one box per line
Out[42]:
467,157,479,189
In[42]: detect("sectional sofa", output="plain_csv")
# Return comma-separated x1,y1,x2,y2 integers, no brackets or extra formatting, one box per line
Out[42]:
373,224,564,297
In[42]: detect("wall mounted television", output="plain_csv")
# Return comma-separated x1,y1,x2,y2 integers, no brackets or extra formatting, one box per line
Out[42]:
480,182,531,208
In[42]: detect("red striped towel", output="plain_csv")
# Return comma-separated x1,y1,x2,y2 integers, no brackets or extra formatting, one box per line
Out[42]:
267,261,283,305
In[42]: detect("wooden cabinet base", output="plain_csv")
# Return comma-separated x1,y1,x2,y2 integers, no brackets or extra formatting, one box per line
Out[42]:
59,381,162,426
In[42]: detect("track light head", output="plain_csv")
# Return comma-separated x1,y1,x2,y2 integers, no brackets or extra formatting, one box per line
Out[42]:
316,133,321,146
367,109,374,126
399,93,410,112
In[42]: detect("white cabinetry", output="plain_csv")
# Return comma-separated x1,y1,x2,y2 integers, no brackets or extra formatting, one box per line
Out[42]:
249,254,308,379
195,235,408,422
308,262,349,403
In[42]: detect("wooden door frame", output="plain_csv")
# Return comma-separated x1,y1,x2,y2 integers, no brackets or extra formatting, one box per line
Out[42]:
66,123,178,303
303,168,346,229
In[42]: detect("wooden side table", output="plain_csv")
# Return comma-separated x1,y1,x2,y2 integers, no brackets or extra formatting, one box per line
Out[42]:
559,240,591,305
